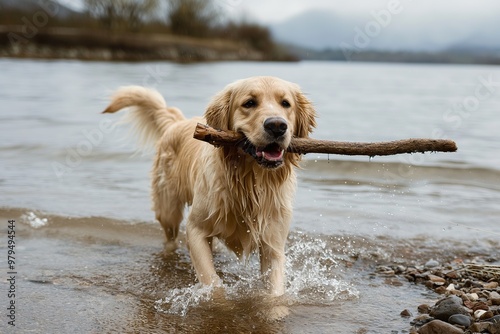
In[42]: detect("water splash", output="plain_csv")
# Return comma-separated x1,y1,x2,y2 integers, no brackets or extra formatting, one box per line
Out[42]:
155,283,215,316
21,211,48,228
286,234,359,304
155,234,358,316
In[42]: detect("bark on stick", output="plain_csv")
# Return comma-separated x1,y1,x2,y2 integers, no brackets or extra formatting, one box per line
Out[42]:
193,123,457,156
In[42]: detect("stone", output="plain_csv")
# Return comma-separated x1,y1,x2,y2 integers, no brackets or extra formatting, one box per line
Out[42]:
424,259,440,269
484,281,499,289
401,309,412,317
434,286,447,294
430,296,469,321
480,310,495,320
418,304,431,314
474,309,487,319
469,322,491,332
411,314,433,327
448,314,471,328
417,320,464,334
465,300,489,312
490,315,500,322
446,284,455,291
490,320,500,334
449,290,464,297
445,270,460,279
428,274,446,285
490,291,500,305
464,293,479,301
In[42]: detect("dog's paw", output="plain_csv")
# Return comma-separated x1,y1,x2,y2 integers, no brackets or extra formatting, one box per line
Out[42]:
210,284,226,300
266,305,290,321
163,240,177,254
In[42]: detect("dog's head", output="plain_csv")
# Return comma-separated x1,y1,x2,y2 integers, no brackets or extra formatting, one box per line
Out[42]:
204,76,317,169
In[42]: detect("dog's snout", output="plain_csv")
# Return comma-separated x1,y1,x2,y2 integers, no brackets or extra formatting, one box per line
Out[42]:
264,117,288,138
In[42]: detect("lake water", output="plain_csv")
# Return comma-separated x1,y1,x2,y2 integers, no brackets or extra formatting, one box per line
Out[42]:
1,59,499,333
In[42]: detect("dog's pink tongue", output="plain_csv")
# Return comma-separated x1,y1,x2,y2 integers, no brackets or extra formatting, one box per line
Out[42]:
262,147,284,161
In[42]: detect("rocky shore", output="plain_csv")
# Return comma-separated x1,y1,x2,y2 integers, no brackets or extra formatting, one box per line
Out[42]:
377,259,500,333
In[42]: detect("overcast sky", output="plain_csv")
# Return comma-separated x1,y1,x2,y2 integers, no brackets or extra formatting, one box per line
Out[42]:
224,0,500,24
61,0,500,25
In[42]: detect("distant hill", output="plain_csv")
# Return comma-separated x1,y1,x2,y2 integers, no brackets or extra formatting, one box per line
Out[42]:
270,9,500,56
0,0,79,18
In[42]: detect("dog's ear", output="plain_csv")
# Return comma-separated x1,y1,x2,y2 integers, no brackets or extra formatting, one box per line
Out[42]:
204,85,233,130
294,89,317,138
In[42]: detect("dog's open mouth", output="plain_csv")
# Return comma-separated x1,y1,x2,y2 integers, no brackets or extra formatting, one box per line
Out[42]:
240,140,285,168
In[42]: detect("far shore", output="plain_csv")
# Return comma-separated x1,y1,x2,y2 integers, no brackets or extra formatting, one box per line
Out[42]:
0,25,296,63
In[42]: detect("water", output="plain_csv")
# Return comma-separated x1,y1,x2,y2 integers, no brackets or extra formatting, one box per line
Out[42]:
1,59,500,333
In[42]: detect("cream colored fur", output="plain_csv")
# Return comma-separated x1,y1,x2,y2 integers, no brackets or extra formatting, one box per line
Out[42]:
104,76,316,318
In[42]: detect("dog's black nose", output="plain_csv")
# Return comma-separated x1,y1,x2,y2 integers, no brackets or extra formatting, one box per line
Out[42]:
264,117,288,138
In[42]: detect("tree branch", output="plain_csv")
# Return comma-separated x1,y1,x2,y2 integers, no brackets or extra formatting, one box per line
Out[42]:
193,123,457,156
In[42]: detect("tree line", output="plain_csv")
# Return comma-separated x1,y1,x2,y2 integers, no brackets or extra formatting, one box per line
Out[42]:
82,0,275,52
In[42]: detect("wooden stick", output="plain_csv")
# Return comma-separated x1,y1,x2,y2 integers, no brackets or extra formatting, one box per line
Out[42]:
193,123,457,156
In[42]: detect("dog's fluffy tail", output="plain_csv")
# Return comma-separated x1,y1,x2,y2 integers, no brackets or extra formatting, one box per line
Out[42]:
103,86,185,148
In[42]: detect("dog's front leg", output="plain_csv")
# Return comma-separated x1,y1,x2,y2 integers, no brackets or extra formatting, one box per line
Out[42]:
260,242,290,320
259,243,286,296
186,220,221,286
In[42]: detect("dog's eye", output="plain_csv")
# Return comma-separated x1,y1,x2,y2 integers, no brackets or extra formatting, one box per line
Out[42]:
242,99,256,108
281,100,291,108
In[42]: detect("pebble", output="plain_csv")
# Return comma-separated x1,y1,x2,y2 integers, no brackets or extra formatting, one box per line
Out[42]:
417,319,464,334
429,296,469,321
464,300,489,312
411,314,434,328
490,320,500,334
448,314,471,328
464,292,479,301
374,259,500,333
484,281,499,289
489,315,500,323
490,291,500,305
474,309,487,319
401,309,412,317
427,274,446,285
418,304,431,314
469,322,491,332
424,259,440,269
480,310,494,320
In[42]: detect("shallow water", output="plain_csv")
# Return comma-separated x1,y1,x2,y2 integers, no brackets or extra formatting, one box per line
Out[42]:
5,207,497,333
1,59,500,333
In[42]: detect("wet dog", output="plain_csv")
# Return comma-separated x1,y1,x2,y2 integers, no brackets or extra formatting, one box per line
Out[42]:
104,76,316,318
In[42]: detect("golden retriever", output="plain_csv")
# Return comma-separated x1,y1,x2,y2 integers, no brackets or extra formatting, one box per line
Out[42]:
104,76,316,318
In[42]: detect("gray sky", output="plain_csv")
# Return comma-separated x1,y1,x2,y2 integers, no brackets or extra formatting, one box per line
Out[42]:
224,0,500,24
62,0,500,25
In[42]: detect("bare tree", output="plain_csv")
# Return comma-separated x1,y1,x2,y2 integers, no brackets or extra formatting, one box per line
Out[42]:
84,0,159,31
167,0,219,37
118,0,159,31
84,0,116,30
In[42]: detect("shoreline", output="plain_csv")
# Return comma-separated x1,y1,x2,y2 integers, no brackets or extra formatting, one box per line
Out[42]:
0,26,296,63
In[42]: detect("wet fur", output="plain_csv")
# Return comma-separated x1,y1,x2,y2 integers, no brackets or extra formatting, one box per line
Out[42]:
104,77,316,316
